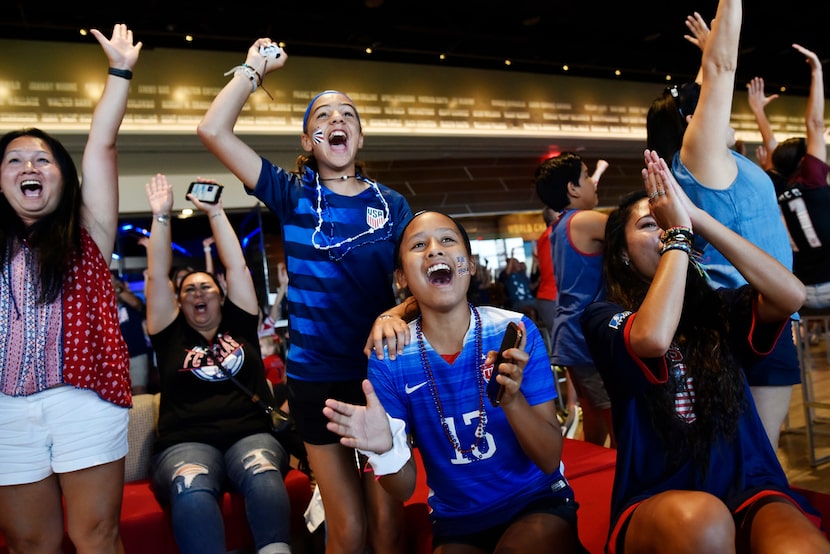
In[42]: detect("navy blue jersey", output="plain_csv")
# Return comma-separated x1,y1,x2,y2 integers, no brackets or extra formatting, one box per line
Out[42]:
252,158,412,382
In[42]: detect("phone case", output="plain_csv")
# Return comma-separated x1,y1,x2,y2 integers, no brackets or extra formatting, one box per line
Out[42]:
187,182,223,204
487,321,522,407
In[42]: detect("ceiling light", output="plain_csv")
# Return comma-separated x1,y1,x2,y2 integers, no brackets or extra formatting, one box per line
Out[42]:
185,35,194,42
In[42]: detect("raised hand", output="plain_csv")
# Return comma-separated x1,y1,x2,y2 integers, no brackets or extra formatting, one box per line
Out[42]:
324,379,393,454
145,173,173,215
747,77,778,114
642,150,693,232
793,43,821,70
683,11,710,52
90,23,142,70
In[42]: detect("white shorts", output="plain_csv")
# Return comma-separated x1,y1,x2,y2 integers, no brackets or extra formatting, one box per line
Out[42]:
0,386,128,485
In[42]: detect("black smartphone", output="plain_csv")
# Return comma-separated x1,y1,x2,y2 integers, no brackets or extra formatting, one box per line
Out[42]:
187,182,224,204
487,321,523,407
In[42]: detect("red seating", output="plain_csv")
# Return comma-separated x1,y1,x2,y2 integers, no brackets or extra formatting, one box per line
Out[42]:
402,439,830,554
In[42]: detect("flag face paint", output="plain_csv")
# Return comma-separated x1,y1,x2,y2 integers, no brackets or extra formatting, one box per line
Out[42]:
312,128,325,145
456,256,468,276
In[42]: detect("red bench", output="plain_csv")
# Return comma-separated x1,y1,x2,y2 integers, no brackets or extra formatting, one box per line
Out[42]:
403,438,829,554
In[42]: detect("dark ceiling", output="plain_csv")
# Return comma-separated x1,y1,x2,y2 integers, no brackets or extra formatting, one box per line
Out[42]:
2,0,825,96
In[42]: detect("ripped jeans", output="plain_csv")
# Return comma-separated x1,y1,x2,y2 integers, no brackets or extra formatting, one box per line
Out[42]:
151,433,290,554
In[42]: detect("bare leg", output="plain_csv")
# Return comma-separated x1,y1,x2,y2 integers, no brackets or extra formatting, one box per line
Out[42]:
742,497,830,554
496,512,580,553
60,458,126,554
362,461,405,553
0,475,65,554
749,385,792,450
624,490,735,554
306,443,367,554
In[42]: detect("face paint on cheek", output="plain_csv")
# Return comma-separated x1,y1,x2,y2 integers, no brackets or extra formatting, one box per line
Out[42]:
312,128,325,145
456,256,468,276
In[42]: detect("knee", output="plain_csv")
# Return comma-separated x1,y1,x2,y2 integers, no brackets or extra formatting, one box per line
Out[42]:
327,512,367,554
241,447,283,476
66,514,121,553
167,462,220,500
669,494,735,551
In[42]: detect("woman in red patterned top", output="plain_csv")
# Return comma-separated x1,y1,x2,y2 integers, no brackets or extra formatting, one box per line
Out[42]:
0,24,141,553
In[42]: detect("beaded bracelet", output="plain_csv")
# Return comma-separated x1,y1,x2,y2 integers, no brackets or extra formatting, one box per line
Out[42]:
224,64,259,94
108,67,133,80
660,226,693,244
660,241,692,256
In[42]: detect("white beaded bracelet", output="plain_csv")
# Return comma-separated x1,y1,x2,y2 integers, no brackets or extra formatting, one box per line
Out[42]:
358,414,410,476
223,64,259,94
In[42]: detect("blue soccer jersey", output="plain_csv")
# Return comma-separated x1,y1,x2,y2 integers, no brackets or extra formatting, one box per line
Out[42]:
581,286,821,549
252,159,412,381
369,305,574,535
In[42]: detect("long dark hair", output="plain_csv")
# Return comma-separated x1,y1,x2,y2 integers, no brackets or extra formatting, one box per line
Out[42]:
604,191,747,471
0,128,82,303
646,83,701,162
771,137,807,182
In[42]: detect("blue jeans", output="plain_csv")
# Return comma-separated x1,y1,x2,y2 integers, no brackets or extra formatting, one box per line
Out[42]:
151,433,290,554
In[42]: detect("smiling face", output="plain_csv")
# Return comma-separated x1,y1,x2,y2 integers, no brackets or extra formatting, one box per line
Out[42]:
300,92,364,174
396,212,476,313
178,272,224,331
0,135,64,226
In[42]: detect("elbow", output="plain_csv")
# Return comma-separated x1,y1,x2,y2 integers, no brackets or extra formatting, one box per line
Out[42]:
196,120,219,147
629,329,672,359
537,458,562,475
792,281,808,313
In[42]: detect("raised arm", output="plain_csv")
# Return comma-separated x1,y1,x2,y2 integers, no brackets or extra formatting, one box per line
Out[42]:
628,152,694,358
143,174,178,335
680,0,741,188
794,44,827,163
197,40,287,190
650,151,805,324
747,77,779,170
188,183,259,316
81,24,142,258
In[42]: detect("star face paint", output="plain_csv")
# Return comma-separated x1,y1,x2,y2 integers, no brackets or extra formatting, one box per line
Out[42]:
456,256,468,276
312,127,325,145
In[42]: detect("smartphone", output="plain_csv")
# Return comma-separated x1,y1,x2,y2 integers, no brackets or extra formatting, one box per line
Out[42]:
486,321,523,407
187,182,224,204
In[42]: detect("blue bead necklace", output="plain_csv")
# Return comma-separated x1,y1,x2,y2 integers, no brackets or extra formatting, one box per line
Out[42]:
416,303,488,458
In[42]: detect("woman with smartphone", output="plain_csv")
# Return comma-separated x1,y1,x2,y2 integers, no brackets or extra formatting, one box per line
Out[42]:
323,210,585,553
143,174,292,554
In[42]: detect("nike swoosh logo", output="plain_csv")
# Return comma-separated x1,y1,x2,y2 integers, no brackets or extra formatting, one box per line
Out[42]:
405,381,428,394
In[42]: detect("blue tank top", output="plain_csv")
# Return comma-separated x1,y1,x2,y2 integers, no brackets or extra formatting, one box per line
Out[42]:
673,151,793,288
549,209,605,366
